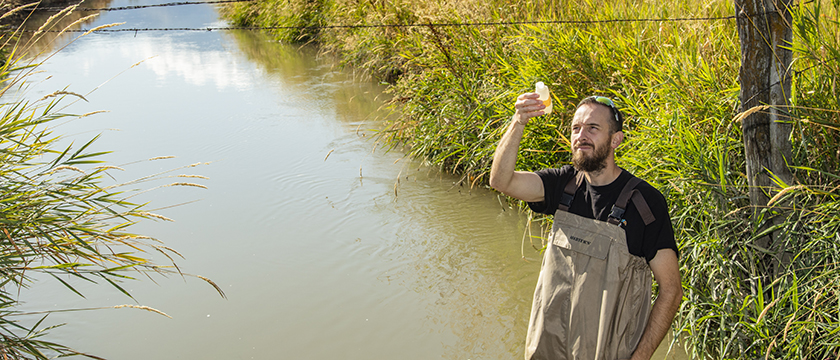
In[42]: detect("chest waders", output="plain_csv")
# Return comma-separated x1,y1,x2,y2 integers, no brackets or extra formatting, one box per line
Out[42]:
525,173,657,360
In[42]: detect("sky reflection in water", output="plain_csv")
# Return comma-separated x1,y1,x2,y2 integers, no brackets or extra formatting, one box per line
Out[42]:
14,2,544,360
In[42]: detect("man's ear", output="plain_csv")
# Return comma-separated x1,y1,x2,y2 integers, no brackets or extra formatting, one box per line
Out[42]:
611,131,624,149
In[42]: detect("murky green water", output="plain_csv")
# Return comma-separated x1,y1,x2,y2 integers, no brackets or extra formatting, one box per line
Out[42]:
10,2,685,359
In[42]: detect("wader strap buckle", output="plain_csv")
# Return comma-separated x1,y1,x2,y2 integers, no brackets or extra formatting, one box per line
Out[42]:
608,207,626,224
608,177,642,225
559,193,574,210
608,177,657,226
558,172,585,212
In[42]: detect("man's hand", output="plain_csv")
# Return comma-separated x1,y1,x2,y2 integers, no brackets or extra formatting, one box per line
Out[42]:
489,92,546,202
513,92,546,126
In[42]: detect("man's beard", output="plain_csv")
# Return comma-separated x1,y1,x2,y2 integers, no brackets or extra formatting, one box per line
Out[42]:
572,138,611,173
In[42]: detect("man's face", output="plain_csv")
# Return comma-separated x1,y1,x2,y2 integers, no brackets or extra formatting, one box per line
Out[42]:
570,104,618,173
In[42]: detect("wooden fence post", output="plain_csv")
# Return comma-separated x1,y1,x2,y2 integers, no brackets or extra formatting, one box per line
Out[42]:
735,0,794,209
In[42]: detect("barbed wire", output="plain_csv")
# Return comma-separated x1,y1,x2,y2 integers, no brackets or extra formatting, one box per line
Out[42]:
21,14,754,33
15,0,791,34
32,0,257,12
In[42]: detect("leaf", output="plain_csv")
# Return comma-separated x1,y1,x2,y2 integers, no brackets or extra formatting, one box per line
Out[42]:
47,273,86,299
100,275,135,301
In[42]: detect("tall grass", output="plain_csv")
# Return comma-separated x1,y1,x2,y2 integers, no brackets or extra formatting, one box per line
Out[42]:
0,7,223,359
221,0,840,358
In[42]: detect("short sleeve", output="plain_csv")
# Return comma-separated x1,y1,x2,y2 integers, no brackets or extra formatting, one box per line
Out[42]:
527,166,575,215
631,184,679,262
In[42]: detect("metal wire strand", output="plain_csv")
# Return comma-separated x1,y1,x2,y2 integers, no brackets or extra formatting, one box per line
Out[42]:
31,0,257,12
20,15,757,33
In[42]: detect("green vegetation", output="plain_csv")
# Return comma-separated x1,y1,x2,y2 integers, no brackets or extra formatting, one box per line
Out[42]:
222,0,840,358
0,7,222,359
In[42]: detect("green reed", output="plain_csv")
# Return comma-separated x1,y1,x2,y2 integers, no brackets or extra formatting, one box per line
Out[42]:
223,0,840,358
0,8,223,359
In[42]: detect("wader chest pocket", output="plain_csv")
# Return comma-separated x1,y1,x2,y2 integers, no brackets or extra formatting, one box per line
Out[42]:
549,216,613,260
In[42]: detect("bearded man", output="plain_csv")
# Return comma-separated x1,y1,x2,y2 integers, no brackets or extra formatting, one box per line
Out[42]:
489,94,682,360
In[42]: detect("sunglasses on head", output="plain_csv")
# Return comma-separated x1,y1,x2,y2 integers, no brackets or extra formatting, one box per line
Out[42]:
586,96,620,125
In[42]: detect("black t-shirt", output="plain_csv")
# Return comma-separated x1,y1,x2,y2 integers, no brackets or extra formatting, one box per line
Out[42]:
527,165,678,262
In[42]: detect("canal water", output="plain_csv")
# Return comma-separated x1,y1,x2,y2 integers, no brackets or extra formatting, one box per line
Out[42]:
11,2,685,359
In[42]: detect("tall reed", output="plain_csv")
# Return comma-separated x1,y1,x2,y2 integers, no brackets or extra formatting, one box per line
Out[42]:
0,7,223,359
222,0,840,357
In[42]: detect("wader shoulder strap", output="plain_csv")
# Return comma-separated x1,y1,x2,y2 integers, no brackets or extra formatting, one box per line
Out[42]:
607,177,656,226
558,172,656,226
558,171,585,212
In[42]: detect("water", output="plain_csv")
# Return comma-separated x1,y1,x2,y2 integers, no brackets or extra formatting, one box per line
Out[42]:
9,2,684,359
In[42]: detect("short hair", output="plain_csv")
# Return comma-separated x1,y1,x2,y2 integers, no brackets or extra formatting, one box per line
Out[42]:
576,96,624,133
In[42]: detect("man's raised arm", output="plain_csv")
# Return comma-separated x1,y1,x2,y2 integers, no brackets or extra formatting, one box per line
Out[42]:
489,92,546,203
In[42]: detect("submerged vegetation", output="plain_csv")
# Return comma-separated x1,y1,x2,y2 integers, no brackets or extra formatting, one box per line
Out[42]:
222,0,840,358
0,6,222,359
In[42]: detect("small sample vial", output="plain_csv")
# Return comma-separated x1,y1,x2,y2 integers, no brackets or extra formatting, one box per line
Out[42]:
535,81,552,115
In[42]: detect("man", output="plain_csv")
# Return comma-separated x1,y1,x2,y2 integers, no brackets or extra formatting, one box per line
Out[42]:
489,93,682,360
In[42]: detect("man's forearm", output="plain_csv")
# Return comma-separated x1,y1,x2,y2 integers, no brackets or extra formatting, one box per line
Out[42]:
489,119,526,192
490,93,545,201
629,288,682,360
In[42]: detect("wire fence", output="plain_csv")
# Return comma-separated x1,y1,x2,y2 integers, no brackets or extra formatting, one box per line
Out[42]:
20,14,763,33
11,0,792,33
30,0,257,11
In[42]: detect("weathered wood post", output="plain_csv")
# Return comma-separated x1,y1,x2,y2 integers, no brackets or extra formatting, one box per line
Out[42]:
735,0,796,292
734,0,794,209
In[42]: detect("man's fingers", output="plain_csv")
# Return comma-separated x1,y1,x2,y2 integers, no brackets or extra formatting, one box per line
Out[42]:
516,109,545,125
517,92,539,102
514,92,546,125
515,98,545,111
516,100,546,112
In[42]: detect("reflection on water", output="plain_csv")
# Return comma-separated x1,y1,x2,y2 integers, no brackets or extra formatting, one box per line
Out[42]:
14,0,112,57
227,29,544,359
133,38,256,90
226,30,391,124
9,2,686,359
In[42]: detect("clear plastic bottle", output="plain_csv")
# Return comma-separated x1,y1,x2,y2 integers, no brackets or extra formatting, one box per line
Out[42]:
535,81,552,115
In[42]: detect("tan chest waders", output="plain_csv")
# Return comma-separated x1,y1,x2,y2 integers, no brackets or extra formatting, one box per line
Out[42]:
525,173,656,360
